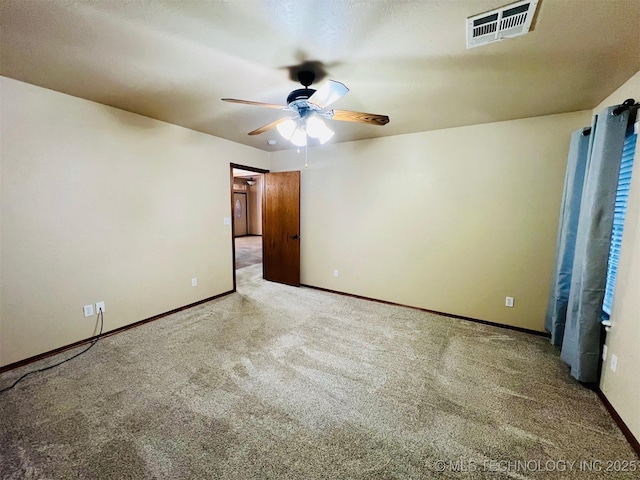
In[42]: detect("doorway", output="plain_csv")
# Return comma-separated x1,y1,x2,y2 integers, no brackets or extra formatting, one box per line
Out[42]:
230,163,301,290
231,164,268,289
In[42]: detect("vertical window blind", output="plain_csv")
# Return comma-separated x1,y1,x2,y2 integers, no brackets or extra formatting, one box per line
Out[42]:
602,130,637,316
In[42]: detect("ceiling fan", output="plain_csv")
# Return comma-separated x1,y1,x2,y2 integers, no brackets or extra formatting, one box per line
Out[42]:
222,71,389,147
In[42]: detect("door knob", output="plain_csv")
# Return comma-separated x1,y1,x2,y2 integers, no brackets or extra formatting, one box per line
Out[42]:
289,234,300,240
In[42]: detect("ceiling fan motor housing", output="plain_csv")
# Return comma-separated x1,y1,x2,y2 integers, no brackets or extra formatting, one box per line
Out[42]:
287,88,316,105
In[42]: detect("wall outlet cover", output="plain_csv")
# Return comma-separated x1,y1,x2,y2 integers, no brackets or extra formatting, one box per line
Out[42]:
96,301,105,313
83,304,94,317
192,277,198,287
505,296,514,308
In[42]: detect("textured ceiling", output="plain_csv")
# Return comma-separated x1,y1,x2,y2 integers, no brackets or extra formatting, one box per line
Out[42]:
1,0,639,151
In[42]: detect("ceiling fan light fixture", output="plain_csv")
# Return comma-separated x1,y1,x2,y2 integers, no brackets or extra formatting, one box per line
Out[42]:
307,116,334,144
306,116,325,138
276,118,297,140
290,128,307,147
317,127,335,145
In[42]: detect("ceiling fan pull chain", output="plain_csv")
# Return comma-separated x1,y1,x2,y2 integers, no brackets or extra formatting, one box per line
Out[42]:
305,142,309,169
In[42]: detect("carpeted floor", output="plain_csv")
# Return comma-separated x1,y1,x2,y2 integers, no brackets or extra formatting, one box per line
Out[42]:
235,236,262,269
0,264,637,479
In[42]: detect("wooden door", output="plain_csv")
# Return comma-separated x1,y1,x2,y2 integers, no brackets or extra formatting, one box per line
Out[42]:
262,171,300,286
233,192,248,237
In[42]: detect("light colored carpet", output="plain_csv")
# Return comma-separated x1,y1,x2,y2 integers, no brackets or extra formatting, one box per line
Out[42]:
0,263,636,479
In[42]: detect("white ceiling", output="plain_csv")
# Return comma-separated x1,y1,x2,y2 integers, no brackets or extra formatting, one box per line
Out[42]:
1,0,639,151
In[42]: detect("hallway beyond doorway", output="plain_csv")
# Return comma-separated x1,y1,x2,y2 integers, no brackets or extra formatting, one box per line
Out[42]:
235,236,262,269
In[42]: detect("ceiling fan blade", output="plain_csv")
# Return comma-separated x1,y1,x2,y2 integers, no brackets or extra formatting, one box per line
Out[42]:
248,117,287,136
308,80,349,109
331,109,390,126
222,98,286,110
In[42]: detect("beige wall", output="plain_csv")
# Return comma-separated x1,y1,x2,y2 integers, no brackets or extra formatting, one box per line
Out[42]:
597,71,640,442
269,110,591,332
0,77,269,367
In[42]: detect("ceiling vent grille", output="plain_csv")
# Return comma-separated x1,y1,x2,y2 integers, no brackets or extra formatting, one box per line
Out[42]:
466,0,539,49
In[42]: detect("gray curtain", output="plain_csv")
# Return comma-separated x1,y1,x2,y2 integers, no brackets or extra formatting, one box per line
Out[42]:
557,106,630,383
545,129,590,346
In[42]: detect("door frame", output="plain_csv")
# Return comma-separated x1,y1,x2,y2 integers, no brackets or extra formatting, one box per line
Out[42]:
230,163,269,291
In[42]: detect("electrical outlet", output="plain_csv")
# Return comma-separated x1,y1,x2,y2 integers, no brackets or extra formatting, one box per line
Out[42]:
505,296,514,308
333,269,339,278
610,354,617,373
602,345,607,361
223,217,231,225
191,277,198,287
83,304,94,317
96,301,105,313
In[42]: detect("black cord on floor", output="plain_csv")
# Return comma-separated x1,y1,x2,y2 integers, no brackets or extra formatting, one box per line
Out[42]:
0,309,104,394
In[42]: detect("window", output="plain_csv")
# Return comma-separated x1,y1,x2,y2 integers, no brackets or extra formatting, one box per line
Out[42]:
602,129,637,317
